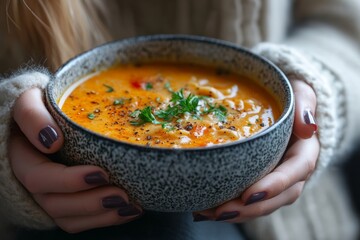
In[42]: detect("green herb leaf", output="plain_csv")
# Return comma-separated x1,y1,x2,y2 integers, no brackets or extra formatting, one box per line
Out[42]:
113,97,131,105
145,82,153,90
129,88,228,127
155,89,200,121
164,82,173,92
130,106,162,126
203,104,228,122
162,123,175,131
130,109,141,118
88,113,95,120
103,84,114,93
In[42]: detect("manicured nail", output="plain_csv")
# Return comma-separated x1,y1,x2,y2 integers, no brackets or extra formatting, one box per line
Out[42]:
303,109,317,133
102,196,128,209
84,172,108,185
38,125,58,148
245,191,267,205
215,211,239,221
118,204,142,217
193,213,210,222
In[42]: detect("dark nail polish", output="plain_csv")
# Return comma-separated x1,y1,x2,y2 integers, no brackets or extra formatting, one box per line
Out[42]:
102,196,128,209
38,125,58,148
84,172,108,185
303,109,317,132
215,211,239,221
193,213,210,222
118,204,142,217
245,191,267,205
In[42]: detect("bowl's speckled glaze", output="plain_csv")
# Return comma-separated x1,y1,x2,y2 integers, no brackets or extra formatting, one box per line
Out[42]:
46,35,294,212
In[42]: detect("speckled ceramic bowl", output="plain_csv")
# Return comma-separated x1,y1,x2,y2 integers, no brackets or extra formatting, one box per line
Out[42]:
46,35,294,212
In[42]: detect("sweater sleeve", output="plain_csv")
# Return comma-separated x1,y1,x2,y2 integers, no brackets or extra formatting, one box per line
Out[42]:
0,70,55,229
286,0,360,163
251,43,343,184
251,1,360,183
242,1,360,239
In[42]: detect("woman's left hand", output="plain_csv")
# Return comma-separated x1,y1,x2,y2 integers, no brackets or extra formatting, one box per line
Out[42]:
193,79,320,222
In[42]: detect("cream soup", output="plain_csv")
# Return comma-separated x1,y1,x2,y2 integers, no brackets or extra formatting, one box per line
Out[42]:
60,63,280,148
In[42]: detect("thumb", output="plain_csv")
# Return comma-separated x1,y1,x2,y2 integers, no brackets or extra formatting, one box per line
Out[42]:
13,88,64,153
291,80,317,139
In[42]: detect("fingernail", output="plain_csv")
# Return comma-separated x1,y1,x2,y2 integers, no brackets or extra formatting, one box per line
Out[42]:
303,109,317,133
84,172,108,185
215,211,239,221
38,125,58,148
193,213,210,222
102,196,128,209
118,204,142,217
245,191,267,205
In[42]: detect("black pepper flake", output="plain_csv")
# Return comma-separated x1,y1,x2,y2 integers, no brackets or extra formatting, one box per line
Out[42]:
260,123,265,127
86,90,96,95
155,139,160,144
134,132,138,135
228,126,236,131
184,124,193,131
146,136,152,140
219,125,225,129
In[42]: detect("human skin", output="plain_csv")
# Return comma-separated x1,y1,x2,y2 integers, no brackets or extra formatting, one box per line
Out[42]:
9,79,318,232
194,79,319,222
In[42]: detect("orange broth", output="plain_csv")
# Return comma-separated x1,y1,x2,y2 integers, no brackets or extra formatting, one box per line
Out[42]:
60,63,281,148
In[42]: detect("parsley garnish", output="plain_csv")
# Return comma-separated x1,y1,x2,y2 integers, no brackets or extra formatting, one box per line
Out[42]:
203,104,228,122
130,85,228,127
88,113,95,120
103,84,114,93
130,106,162,126
145,83,153,90
164,82,173,92
155,89,200,121
113,98,131,105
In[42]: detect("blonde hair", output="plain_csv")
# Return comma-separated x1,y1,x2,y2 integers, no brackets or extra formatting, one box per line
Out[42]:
3,0,113,70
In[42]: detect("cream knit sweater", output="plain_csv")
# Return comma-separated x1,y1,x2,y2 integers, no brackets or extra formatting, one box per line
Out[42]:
1,0,359,239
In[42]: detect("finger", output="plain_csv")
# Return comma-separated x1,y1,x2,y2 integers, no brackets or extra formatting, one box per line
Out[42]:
214,181,305,222
291,80,317,139
192,208,216,222
240,135,319,205
9,133,109,193
13,88,64,153
55,209,142,234
33,186,133,218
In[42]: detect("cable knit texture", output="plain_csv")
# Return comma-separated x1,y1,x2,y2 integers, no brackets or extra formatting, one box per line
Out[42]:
252,43,341,184
0,71,55,229
243,43,359,240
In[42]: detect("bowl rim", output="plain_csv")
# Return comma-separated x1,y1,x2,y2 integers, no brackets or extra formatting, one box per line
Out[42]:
47,34,294,153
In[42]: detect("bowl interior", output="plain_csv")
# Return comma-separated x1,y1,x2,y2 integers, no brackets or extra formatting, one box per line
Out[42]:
49,35,293,148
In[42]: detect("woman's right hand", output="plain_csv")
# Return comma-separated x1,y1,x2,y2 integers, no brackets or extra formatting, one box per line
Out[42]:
9,88,142,233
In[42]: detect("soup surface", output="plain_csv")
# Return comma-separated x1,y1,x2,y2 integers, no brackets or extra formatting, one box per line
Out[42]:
60,63,280,148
